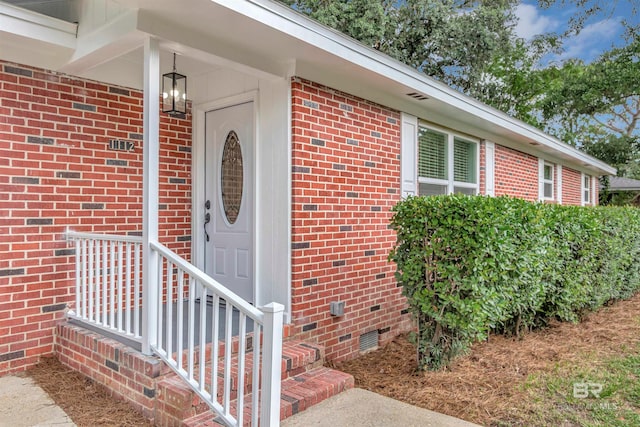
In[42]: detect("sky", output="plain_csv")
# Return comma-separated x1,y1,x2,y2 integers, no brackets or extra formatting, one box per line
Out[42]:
514,0,639,64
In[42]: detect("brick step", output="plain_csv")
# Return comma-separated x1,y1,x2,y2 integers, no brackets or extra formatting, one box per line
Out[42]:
155,340,329,426
182,366,354,426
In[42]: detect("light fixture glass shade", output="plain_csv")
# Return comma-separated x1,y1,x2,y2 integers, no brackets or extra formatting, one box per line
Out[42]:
162,69,187,115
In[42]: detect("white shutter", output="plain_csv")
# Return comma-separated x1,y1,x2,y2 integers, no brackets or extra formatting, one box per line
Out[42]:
557,164,563,204
592,175,597,205
538,158,545,201
401,113,418,197
485,141,495,196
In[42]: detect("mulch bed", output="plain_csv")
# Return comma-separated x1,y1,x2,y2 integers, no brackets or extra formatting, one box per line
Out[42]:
25,292,640,426
28,357,151,426
336,292,640,426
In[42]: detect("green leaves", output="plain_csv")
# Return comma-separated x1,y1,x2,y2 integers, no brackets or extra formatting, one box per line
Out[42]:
390,195,640,370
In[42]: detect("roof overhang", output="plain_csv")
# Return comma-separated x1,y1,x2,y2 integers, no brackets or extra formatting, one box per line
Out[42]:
0,1,76,69
0,0,616,176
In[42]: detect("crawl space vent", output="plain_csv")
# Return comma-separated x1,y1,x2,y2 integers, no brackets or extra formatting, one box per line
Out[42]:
359,330,379,352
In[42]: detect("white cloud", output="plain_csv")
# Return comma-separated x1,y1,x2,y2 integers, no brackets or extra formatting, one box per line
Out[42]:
514,3,560,40
555,18,621,62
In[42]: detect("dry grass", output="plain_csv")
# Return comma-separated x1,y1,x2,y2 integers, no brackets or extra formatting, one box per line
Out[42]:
337,293,640,426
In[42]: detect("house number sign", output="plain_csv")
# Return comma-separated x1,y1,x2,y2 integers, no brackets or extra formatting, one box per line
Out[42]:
108,139,135,152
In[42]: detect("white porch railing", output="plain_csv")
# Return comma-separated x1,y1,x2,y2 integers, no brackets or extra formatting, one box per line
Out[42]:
66,231,143,341
65,232,283,427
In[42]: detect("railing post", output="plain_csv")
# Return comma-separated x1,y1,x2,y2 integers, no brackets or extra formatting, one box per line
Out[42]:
260,302,284,427
141,36,160,355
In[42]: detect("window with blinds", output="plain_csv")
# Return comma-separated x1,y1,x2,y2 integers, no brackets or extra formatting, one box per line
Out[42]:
583,174,591,203
418,128,447,180
543,163,554,199
417,124,478,196
453,137,476,183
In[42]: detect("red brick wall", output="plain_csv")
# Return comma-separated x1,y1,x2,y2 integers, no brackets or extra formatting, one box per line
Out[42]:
494,144,539,202
290,77,411,362
562,166,582,206
0,61,192,374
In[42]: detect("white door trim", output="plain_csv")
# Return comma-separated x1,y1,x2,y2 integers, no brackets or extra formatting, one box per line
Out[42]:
192,91,259,293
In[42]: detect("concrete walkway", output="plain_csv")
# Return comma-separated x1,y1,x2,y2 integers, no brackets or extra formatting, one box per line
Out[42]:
282,388,482,427
0,375,75,427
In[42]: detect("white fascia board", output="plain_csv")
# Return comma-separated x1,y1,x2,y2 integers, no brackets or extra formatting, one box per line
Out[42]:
60,8,145,75
214,0,615,176
0,2,76,49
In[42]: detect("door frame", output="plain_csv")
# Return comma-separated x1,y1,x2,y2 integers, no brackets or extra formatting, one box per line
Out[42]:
192,91,259,301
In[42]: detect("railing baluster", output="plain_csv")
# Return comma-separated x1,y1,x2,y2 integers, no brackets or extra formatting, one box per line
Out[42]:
166,262,174,358
134,242,141,338
110,240,116,329
157,256,164,348
117,242,124,331
125,242,132,335
176,270,184,371
88,239,94,322
102,240,108,326
188,279,196,381
94,239,100,322
74,239,80,316
92,240,104,323
211,295,220,404
81,240,87,319
223,299,233,415
199,287,207,390
237,312,247,426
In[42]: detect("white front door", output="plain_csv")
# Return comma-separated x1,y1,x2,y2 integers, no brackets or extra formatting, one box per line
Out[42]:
204,102,254,303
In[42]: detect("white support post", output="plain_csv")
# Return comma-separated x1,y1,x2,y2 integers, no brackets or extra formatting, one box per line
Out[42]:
142,37,160,355
485,141,495,196
260,302,284,427
556,164,563,205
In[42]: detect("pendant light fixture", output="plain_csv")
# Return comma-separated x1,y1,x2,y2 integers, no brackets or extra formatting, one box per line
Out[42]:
162,53,187,115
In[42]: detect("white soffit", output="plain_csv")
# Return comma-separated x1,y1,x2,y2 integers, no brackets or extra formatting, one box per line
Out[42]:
0,1,76,47
0,2,76,69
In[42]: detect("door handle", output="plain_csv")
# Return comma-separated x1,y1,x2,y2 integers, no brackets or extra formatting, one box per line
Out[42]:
204,200,211,242
204,213,211,242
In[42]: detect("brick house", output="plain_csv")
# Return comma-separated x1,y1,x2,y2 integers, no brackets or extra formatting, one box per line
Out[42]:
0,0,614,424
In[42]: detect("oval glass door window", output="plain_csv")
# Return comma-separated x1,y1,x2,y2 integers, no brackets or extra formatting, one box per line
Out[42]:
220,130,243,224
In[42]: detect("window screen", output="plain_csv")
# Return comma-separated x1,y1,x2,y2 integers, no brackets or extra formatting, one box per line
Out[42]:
418,128,447,180
419,183,448,196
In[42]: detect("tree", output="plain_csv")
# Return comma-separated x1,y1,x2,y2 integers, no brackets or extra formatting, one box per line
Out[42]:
283,0,520,94
538,35,640,178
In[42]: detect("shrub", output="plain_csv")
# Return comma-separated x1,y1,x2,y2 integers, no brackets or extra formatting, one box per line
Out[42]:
389,195,640,370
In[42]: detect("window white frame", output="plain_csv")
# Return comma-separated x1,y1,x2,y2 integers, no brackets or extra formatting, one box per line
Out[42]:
539,160,555,201
582,173,592,206
417,123,479,196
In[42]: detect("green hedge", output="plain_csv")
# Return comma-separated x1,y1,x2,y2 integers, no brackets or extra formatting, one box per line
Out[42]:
389,195,640,370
